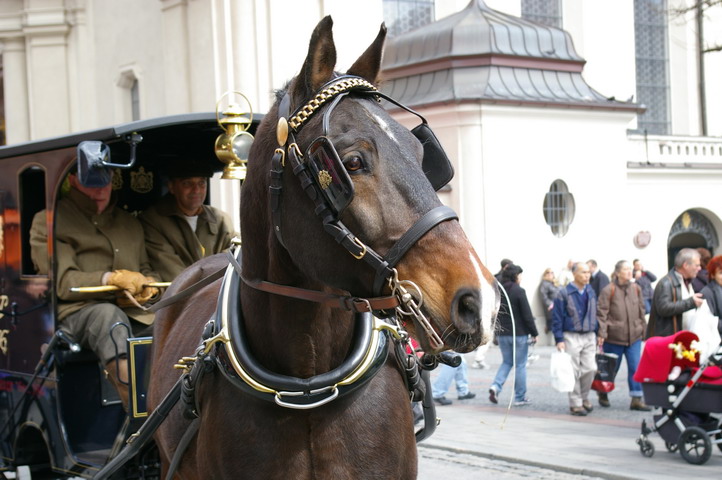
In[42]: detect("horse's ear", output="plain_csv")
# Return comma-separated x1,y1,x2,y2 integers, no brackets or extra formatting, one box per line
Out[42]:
292,16,337,105
346,23,387,84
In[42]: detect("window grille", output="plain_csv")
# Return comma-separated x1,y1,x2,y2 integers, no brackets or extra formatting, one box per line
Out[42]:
383,0,435,36
521,0,562,28
543,179,575,237
634,0,670,135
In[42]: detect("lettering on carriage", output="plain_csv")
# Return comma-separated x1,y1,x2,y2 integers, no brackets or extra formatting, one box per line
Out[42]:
0,329,7,355
0,295,8,320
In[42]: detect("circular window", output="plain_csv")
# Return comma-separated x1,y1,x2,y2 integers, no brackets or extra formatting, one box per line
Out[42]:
543,180,575,237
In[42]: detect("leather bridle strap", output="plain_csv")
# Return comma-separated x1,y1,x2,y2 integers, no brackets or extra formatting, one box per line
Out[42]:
372,205,458,294
227,251,399,313
240,276,399,313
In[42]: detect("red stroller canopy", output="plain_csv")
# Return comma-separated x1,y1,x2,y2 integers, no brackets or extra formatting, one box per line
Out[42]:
635,331,722,384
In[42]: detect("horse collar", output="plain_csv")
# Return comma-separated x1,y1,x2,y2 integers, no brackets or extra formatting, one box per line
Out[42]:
214,250,397,409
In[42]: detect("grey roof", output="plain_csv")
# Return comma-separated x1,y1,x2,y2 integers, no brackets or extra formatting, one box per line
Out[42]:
380,0,640,111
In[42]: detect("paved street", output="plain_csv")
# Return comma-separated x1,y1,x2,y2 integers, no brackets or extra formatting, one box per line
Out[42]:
416,344,722,479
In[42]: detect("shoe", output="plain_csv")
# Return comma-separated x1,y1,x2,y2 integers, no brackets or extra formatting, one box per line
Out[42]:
472,361,489,369
458,392,476,400
488,387,498,404
582,400,593,413
598,392,610,407
433,396,452,406
513,398,531,406
569,407,587,416
630,397,652,411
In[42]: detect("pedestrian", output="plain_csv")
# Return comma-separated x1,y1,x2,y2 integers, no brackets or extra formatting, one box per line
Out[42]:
632,259,656,315
557,259,575,287
552,262,598,416
596,260,652,411
587,259,610,298
538,268,559,334
472,342,490,369
692,247,712,293
645,248,704,338
432,357,476,406
700,254,722,332
495,258,513,282
488,264,538,406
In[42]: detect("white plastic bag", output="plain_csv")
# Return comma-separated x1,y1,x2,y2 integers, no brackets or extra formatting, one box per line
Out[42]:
550,350,575,392
690,300,721,362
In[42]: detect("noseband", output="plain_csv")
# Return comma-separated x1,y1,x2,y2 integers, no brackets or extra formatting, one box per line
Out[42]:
255,75,458,350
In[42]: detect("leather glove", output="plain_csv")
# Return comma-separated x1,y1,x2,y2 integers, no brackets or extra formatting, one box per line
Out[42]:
106,269,147,295
134,276,160,305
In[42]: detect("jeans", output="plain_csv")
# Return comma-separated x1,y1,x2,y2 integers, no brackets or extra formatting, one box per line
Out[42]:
432,358,469,398
491,335,529,402
603,340,643,397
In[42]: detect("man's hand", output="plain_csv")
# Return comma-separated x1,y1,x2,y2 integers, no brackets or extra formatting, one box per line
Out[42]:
693,292,704,308
106,269,147,295
135,276,160,304
556,341,565,352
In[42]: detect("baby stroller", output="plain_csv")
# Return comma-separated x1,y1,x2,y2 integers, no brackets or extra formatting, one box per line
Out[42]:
634,331,722,465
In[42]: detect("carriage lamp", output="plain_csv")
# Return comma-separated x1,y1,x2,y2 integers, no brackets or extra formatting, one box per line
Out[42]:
215,91,254,181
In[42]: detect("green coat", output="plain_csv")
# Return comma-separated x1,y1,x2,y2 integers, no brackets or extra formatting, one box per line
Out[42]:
30,188,158,324
139,194,236,282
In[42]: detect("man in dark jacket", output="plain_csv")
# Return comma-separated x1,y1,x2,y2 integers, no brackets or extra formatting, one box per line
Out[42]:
552,262,598,416
645,248,703,339
587,259,610,298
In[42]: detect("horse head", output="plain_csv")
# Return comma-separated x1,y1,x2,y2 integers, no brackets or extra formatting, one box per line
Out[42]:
242,16,498,354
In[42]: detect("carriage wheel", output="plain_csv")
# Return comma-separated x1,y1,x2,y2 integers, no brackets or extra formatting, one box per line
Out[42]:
664,441,678,453
637,437,655,457
716,430,722,453
678,426,712,465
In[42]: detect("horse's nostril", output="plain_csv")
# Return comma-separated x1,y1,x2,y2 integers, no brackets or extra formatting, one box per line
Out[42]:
461,294,480,316
452,289,482,334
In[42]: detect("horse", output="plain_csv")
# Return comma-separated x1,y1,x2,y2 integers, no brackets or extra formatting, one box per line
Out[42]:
149,16,499,479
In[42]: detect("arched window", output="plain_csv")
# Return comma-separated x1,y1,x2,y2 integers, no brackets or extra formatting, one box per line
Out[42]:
543,179,575,237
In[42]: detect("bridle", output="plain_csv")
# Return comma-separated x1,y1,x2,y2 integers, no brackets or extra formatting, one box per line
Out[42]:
251,75,459,350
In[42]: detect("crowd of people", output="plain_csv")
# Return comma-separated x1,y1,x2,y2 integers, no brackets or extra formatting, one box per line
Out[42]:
433,249,722,418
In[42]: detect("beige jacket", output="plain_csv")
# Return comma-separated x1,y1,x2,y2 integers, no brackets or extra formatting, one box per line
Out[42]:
30,188,158,324
139,194,236,282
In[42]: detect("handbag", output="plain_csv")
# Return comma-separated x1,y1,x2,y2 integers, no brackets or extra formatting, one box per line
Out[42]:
550,351,575,392
591,350,618,393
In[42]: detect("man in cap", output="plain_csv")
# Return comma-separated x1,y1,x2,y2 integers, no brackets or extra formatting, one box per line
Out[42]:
140,160,237,282
30,163,160,408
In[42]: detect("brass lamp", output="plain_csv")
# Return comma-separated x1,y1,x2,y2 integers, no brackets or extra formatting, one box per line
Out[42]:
215,92,254,181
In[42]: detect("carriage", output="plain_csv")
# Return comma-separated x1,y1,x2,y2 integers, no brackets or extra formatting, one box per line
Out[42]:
0,17,498,479
0,111,261,479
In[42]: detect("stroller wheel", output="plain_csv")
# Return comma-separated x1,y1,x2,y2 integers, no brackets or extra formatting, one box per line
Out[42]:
678,426,712,465
637,437,655,457
664,441,678,453
716,430,722,453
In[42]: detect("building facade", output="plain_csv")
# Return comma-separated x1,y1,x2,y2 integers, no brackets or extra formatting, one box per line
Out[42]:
1,0,720,341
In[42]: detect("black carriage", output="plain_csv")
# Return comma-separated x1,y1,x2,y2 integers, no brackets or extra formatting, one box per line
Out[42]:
0,112,259,479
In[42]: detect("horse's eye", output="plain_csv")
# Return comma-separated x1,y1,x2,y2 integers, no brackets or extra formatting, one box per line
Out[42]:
343,155,364,172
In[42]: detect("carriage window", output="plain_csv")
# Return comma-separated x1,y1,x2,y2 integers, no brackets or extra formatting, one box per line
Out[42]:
543,179,575,238
20,167,46,274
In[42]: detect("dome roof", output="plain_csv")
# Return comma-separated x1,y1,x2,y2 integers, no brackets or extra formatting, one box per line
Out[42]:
380,0,639,111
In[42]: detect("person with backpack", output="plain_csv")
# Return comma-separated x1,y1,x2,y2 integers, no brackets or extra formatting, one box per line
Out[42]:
596,260,651,411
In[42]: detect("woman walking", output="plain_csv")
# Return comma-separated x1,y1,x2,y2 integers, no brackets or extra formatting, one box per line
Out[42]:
489,264,539,406
596,260,651,410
